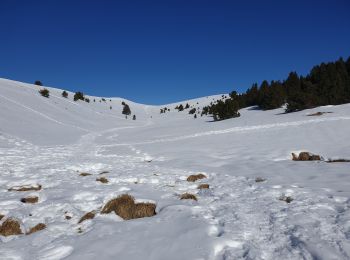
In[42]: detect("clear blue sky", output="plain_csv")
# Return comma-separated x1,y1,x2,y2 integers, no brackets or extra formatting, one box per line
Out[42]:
1,0,349,104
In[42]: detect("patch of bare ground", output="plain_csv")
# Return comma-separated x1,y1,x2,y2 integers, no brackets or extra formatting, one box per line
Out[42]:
8,184,42,192
20,196,39,204
96,177,109,183
99,171,109,174
180,193,198,201
0,218,23,236
307,111,332,116
101,194,156,220
80,172,92,176
187,173,207,182
26,223,46,235
78,211,96,224
279,195,293,203
198,184,209,189
292,152,321,161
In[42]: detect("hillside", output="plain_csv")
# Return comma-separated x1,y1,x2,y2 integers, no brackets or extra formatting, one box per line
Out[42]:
1,78,350,260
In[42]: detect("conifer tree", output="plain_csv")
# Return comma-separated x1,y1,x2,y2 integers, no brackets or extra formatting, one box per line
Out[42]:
74,92,85,101
122,103,131,115
39,88,49,98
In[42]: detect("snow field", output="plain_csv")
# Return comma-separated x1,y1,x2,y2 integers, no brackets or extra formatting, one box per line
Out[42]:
1,78,350,259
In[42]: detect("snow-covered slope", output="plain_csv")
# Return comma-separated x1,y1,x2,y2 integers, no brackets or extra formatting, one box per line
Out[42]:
1,78,350,260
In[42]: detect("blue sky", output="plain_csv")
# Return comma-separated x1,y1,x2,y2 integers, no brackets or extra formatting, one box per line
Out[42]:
1,0,349,104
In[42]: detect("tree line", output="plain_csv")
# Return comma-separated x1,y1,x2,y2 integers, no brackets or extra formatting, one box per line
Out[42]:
204,57,350,120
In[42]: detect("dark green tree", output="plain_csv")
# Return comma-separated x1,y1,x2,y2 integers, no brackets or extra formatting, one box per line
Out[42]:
188,108,196,114
176,104,184,111
39,88,49,98
209,96,240,121
62,91,68,98
35,80,43,86
122,104,131,115
74,92,85,101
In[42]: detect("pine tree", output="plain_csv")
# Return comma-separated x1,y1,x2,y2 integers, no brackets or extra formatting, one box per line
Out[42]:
133,115,136,120
189,108,196,114
39,88,49,98
62,91,68,98
245,83,259,106
122,104,131,115
257,80,270,108
259,81,286,110
74,92,85,101
346,57,350,75
35,80,43,86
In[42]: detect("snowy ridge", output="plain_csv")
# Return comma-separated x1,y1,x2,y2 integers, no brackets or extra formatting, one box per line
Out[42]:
1,78,350,259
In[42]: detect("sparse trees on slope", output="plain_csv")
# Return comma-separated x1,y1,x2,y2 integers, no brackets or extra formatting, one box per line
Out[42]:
175,104,184,111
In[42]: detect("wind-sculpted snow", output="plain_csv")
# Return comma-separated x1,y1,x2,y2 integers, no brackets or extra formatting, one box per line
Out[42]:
1,78,350,259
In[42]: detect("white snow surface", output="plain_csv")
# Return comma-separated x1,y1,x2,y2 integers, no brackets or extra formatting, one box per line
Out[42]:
1,78,350,260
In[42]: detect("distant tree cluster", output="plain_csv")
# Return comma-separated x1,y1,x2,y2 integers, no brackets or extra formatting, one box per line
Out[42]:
74,92,85,101
202,92,240,121
160,107,170,114
204,57,350,120
175,104,184,111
